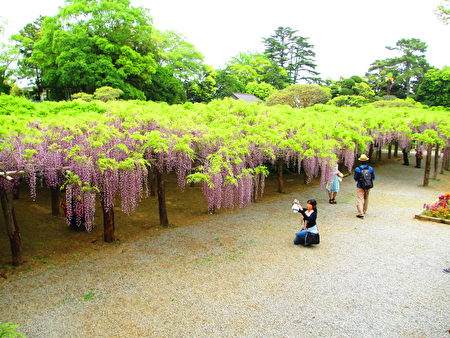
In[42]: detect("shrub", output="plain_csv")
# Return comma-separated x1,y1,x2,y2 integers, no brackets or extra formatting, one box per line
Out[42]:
245,81,276,100
354,82,375,98
72,92,94,102
327,95,369,107
266,84,331,108
93,86,123,102
0,322,24,337
370,98,423,108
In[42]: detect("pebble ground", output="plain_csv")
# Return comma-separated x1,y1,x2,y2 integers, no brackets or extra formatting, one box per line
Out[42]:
1,158,449,337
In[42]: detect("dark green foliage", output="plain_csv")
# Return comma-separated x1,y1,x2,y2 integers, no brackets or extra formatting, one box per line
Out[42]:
341,78,356,89
17,0,158,101
143,66,186,104
415,67,450,107
327,95,369,107
263,27,320,84
366,38,431,97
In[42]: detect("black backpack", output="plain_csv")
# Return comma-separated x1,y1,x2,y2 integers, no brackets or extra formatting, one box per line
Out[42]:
358,166,373,189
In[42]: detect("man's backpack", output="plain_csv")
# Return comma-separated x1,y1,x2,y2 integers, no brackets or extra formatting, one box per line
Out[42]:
358,166,373,189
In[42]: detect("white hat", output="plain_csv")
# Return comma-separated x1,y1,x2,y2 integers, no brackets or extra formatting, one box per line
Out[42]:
358,154,369,161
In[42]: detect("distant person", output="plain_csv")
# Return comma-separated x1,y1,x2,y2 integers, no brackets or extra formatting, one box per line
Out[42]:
402,145,411,165
353,154,375,219
415,148,423,168
292,199,319,246
327,164,344,204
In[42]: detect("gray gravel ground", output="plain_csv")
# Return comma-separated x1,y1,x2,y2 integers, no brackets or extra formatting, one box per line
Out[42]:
1,158,449,337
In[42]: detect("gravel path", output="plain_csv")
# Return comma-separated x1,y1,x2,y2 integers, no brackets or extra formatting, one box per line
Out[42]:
1,158,449,337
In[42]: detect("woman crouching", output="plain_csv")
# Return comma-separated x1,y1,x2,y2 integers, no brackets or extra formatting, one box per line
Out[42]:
293,199,319,246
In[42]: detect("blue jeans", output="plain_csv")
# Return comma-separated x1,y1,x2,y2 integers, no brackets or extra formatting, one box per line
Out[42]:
293,225,318,245
293,230,308,245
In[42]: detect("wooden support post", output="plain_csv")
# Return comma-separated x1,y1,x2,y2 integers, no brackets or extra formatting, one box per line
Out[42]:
433,144,440,179
394,142,399,158
388,144,392,159
423,145,432,186
156,170,169,226
0,188,23,266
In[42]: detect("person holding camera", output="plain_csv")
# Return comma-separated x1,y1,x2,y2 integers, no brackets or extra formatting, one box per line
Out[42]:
292,199,319,245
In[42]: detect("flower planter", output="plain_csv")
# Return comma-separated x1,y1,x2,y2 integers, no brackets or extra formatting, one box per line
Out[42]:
414,214,450,225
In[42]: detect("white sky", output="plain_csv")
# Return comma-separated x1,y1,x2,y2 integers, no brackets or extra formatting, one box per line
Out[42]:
1,0,449,80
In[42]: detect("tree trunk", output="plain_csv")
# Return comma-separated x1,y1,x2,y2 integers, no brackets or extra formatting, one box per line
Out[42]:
277,158,284,193
0,188,23,266
156,170,169,226
12,184,20,200
377,147,382,161
394,142,399,158
433,144,439,179
388,144,392,159
51,187,60,216
148,167,156,197
252,176,258,202
423,145,432,186
101,199,115,243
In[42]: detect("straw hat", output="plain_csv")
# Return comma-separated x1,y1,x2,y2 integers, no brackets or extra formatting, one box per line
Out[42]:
358,154,369,161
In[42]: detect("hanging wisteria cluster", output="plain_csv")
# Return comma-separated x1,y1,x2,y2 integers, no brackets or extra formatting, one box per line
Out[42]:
0,96,449,231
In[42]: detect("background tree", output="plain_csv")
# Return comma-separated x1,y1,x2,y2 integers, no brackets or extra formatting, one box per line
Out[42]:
366,38,431,98
153,30,205,84
329,75,374,98
245,81,276,100
263,26,320,84
185,65,217,103
143,65,186,104
12,16,46,100
435,0,450,24
0,43,19,95
22,0,158,101
214,52,289,99
414,67,450,107
266,84,331,108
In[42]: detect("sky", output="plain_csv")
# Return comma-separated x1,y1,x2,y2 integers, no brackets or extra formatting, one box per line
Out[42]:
1,0,449,81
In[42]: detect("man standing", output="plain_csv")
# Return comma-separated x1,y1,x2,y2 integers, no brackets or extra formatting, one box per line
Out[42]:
353,154,375,219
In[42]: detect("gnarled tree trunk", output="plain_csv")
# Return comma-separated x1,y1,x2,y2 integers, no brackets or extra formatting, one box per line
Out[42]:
0,187,23,266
